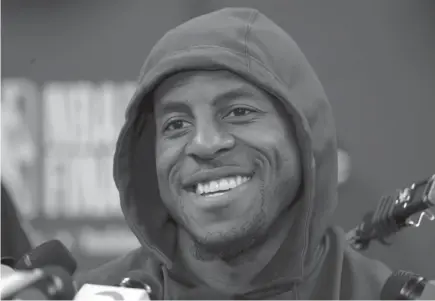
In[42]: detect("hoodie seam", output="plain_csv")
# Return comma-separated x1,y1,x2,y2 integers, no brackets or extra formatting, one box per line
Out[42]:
294,284,300,299
244,10,259,71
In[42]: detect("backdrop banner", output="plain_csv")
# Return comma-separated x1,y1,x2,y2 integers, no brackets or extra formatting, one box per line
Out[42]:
2,79,139,270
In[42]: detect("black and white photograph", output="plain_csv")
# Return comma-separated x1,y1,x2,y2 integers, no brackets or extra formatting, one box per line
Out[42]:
1,1,434,299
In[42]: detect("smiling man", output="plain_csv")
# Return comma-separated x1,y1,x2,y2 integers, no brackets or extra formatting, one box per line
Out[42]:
154,70,302,266
77,8,391,299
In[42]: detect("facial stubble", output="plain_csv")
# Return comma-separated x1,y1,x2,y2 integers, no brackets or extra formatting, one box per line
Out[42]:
185,181,268,262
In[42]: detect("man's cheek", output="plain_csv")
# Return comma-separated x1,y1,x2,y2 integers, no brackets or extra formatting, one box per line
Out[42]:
155,150,176,180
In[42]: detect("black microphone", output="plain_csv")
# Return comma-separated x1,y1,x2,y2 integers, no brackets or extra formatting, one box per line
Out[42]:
1,257,16,268
347,174,435,250
381,270,435,300
1,240,78,299
0,265,76,300
120,270,162,300
14,239,77,275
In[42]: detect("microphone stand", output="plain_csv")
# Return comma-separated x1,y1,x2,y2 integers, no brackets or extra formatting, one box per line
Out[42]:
346,174,435,251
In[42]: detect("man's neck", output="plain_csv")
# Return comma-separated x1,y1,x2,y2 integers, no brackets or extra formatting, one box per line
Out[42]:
177,215,294,293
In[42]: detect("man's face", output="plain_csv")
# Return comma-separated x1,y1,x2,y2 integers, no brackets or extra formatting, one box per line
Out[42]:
154,70,301,252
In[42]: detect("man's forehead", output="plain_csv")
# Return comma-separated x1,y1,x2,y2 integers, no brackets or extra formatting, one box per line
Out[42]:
153,70,260,107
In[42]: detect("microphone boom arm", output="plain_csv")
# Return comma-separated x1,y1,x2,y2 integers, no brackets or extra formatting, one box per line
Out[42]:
347,174,435,251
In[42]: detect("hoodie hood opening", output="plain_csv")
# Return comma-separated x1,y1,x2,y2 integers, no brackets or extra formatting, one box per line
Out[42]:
113,7,338,289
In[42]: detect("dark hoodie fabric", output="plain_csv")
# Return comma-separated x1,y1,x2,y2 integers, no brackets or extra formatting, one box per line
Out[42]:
76,8,391,299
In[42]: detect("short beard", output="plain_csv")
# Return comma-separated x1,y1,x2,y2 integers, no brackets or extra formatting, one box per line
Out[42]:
181,178,268,263
189,208,267,262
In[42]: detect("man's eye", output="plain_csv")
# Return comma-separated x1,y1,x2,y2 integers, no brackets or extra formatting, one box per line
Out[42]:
164,119,189,132
226,107,255,118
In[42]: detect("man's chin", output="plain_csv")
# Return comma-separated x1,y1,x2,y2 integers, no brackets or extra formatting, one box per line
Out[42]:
191,235,250,260
189,221,265,260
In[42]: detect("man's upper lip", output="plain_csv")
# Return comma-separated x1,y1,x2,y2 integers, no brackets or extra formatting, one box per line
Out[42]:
182,167,253,188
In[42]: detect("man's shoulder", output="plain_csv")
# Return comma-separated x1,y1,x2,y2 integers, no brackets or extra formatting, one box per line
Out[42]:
343,244,392,279
74,248,156,288
321,227,392,299
341,244,392,299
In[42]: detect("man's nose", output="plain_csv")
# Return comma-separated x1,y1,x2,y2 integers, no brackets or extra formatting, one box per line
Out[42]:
185,122,235,161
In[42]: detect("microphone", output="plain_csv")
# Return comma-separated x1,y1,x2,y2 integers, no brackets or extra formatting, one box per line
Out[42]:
74,271,160,300
1,264,16,278
1,257,17,279
347,174,435,250
14,239,77,275
0,265,76,300
381,270,435,300
1,257,16,269
1,240,78,299
74,284,150,300
120,270,162,300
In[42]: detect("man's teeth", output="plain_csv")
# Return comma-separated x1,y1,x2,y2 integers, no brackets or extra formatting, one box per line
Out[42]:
195,176,251,195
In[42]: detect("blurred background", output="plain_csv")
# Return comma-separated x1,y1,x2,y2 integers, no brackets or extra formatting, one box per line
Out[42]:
2,0,435,277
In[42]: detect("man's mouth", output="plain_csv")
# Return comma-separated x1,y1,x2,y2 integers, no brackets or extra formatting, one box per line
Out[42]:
193,175,252,197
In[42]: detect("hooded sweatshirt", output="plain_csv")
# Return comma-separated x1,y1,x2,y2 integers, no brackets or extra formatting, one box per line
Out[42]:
76,8,391,299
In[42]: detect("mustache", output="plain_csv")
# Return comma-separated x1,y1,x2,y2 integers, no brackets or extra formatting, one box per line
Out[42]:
192,151,257,168
177,144,263,179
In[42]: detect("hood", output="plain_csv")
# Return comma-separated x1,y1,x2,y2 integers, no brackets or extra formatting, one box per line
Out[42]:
113,7,338,288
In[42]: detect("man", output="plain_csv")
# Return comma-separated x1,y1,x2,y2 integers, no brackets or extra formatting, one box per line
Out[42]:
77,8,391,299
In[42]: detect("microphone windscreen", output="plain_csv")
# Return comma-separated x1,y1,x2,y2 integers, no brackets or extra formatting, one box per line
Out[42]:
15,240,77,275
1,264,15,277
121,270,162,299
1,256,15,268
41,265,76,300
380,270,418,300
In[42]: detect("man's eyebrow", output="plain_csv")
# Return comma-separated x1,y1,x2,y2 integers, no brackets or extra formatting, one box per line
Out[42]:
157,87,254,115
211,87,253,106
158,101,191,116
